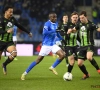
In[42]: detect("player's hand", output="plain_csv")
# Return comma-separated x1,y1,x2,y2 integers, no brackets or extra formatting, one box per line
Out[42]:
7,28,13,33
56,41,62,46
67,29,72,34
29,32,33,37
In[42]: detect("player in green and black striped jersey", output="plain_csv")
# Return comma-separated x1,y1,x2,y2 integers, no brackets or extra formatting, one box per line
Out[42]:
57,14,69,66
0,5,32,75
64,12,81,75
67,11,100,79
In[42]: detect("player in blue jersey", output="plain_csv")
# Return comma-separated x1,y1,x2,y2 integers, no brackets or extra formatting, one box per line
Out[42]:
4,26,18,60
21,12,65,80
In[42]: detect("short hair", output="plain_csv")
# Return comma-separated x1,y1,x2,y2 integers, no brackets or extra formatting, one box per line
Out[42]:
63,13,68,17
71,11,78,17
3,5,13,13
79,11,87,17
49,12,56,18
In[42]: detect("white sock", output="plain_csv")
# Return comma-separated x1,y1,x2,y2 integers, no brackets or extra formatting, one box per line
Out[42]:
23,71,27,75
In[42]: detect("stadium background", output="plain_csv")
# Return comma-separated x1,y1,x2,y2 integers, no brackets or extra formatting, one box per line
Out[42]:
0,0,100,56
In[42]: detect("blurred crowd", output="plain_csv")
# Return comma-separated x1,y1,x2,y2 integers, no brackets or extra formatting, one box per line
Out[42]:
0,0,100,41
0,0,77,42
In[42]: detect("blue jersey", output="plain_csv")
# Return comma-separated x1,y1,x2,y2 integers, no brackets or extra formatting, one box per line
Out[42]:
42,20,63,46
13,26,17,36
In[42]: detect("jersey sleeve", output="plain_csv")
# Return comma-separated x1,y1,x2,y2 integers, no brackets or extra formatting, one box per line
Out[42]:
13,17,30,34
43,22,55,34
0,18,7,34
91,22,98,30
13,26,17,36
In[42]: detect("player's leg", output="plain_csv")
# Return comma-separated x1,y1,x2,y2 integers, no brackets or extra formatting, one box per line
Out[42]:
87,51,100,74
77,48,89,80
2,44,17,75
21,46,51,80
65,56,69,67
21,55,44,80
49,45,65,75
78,58,89,80
4,49,7,60
0,51,3,60
62,46,69,66
67,55,75,73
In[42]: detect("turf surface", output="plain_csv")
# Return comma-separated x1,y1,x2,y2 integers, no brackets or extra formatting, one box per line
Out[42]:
0,56,100,90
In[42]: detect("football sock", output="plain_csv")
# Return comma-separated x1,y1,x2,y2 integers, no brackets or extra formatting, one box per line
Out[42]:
26,61,37,73
89,58,99,70
65,58,69,64
79,65,88,75
4,50,7,57
68,64,73,73
3,57,13,66
52,59,61,68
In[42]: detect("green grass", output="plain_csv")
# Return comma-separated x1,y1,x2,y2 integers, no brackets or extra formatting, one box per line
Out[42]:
0,56,100,90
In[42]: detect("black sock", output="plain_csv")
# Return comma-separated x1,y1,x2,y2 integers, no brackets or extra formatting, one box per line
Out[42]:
4,50,7,57
68,64,73,73
65,58,69,64
79,65,88,75
89,58,99,70
3,57,13,66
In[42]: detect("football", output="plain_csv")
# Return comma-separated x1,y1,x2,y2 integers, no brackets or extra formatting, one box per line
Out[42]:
63,72,73,81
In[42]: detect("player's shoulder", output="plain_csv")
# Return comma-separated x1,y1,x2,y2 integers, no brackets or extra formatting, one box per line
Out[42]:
44,20,51,26
88,20,96,26
88,20,93,24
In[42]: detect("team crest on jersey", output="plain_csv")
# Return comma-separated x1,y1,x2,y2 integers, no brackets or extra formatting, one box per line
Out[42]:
80,26,86,31
7,22,12,27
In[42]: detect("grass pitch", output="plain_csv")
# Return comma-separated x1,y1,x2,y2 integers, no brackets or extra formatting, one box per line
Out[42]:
0,56,100,90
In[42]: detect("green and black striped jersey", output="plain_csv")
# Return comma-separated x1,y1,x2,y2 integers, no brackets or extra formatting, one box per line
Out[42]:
75,20,97,46
0,16,30,42
65,22,79,46
58,22,80,46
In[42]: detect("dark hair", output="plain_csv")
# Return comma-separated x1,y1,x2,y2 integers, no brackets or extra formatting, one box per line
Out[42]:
49,12,56,18
79,11,87,17
63,13,68,17
71,11,78,17
3,5,13,13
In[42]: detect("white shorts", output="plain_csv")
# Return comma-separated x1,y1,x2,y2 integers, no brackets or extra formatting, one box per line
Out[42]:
13,36,17,41
39,45,61,56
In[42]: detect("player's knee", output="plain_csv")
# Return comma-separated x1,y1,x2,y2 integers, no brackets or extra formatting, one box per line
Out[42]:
69,61,74,66
9,50,17,60
59,53,65,60
87,57,92,61
77,60,83,66
78,62,82,66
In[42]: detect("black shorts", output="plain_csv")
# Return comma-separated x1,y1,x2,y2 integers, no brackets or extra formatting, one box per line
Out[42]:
65,46,78,57
77,45,94,60
0,41,14,51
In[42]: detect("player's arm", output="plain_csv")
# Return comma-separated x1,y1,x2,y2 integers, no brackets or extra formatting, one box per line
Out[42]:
67,27,77,34
57,32,66,45
43,23,55,34
91,22,100,32
13,17,32,37
67,23,79,34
